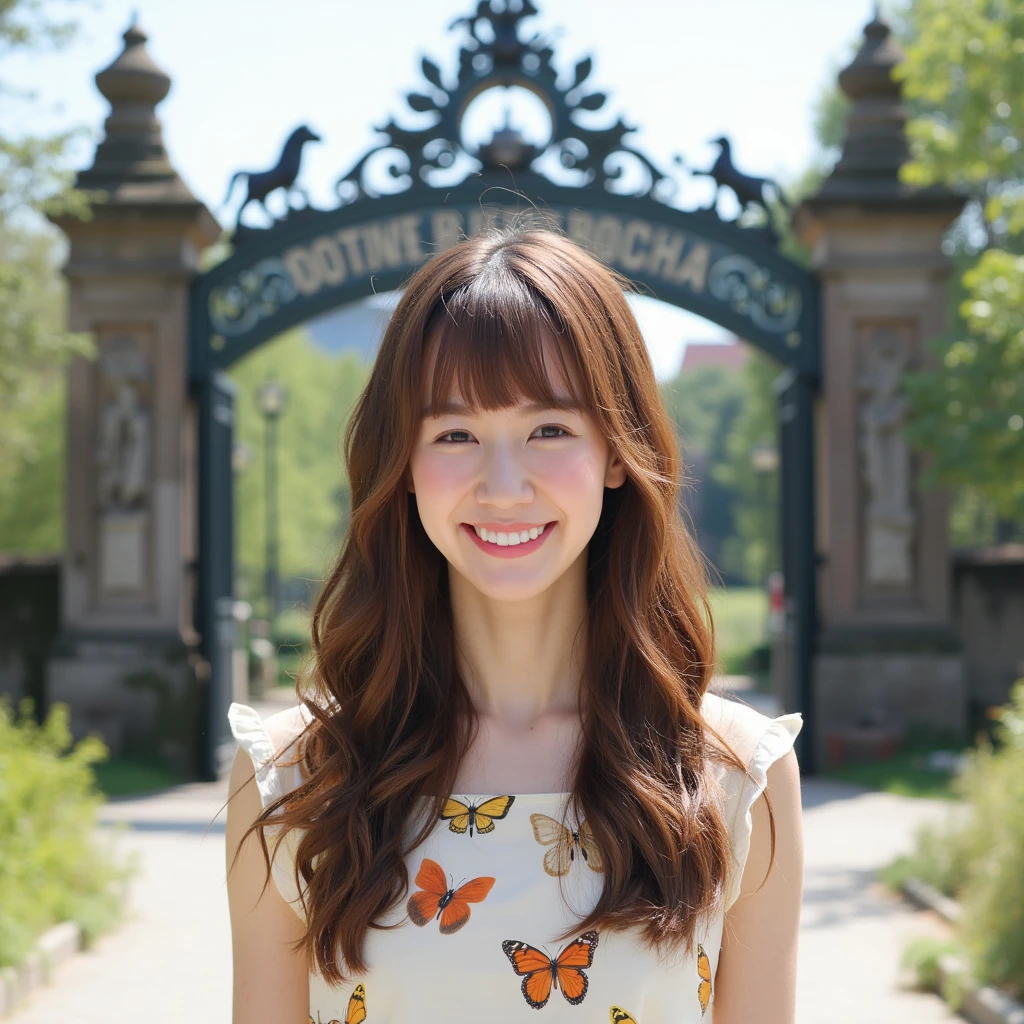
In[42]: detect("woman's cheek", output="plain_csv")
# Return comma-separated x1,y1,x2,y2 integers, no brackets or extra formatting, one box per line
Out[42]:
536,448,607,500
412,452,475,509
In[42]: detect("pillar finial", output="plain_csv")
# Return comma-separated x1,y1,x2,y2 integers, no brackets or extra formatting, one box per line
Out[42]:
75,17,193,201
805,9,917,205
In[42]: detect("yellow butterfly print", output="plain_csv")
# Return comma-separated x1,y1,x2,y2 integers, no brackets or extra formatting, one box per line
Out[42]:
610,1006,639,1023
530,812,604,876
697,943,712,1015
309,983,366,1024
440,795,515,836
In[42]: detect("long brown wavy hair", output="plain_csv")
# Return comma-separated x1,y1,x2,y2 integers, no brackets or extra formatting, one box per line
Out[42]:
229,224,774,984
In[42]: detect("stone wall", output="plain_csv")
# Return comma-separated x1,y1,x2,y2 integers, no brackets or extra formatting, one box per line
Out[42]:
952,544,1024,725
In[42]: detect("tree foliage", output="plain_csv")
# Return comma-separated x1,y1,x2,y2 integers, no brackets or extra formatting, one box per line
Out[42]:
660,363,749,582
0,0,95,540
895,0,1024,522
228,331,369,616
712,350,782,586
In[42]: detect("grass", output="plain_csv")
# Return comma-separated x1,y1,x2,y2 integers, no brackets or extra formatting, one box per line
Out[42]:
826,733,969,800
91,756,187,798
707,586,769,677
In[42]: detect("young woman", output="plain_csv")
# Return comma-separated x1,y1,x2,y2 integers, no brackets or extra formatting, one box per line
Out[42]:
225,226,804,1024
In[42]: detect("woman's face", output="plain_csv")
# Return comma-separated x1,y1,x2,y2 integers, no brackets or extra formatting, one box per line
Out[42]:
408,337,627,603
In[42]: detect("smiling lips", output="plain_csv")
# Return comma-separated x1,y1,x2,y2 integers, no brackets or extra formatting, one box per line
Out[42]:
461,522,555,559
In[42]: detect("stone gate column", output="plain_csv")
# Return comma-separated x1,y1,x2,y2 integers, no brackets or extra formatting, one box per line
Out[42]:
47,20,220,771
795,14,966,769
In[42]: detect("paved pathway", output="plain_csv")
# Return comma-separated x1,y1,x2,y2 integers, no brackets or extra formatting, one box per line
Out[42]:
9,691,965,1023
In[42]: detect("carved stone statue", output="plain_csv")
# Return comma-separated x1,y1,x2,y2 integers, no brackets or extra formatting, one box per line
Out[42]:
858,327,915,587
96,379,150,512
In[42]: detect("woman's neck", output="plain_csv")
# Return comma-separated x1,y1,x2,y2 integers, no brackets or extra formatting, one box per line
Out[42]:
447,551,588,727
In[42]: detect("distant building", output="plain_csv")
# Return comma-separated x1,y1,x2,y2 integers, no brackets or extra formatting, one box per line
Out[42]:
678,339,748,375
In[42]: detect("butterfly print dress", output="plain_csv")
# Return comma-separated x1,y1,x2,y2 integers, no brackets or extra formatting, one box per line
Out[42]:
229,696,802,1023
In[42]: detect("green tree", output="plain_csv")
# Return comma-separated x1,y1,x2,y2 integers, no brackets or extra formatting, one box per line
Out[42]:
229,330,369,617
0,0,96,546
896,0,1024,523
660,363,748,581
712,351,782,586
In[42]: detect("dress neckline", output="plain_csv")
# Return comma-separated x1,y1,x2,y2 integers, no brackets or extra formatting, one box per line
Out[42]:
419,791,571,800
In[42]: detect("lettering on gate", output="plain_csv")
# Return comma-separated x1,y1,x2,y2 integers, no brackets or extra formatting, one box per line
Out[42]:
206,206,801,348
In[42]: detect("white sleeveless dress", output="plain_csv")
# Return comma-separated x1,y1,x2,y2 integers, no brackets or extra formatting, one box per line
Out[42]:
228,694,802,1024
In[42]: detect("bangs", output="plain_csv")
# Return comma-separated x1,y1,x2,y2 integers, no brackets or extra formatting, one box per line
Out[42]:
420,255,592,419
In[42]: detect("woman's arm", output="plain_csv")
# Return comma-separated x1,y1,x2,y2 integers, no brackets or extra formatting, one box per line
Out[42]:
711,747,804,1024
226,744,309,1024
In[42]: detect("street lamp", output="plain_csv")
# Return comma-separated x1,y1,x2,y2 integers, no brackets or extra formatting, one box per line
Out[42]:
256,378,287,624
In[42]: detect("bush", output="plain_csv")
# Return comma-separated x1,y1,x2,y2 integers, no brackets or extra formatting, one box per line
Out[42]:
954,679,1024,998
880,814,973,897
0,697,136,968
888,679,1024,999
900,935,962,993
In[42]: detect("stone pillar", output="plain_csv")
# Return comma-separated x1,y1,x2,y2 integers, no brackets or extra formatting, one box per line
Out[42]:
47,19,220,771
795,14,966,769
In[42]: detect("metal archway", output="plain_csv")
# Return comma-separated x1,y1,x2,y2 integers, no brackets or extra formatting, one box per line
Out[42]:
190,0,820,778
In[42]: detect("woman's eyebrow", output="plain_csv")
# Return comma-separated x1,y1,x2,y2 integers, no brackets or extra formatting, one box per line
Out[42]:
420,397,583,417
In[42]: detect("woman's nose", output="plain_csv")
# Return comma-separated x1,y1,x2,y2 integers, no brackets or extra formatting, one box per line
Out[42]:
476,441,534,506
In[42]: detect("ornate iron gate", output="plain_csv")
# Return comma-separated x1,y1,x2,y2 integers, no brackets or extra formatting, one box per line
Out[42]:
189,0,821,778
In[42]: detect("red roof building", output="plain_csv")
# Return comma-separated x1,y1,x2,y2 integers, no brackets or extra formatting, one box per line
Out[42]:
678,340,748,375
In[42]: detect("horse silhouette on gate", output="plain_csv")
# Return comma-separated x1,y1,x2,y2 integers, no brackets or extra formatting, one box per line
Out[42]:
692,136,791,224
223,125,321,229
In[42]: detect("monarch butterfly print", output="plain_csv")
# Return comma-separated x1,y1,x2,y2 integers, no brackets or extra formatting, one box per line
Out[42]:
529,812,604,876
697,943,713,1015
406,856,495,934
610,1008,639,1024
440,794,515,836
501,930,599,1008
308,983,366,1024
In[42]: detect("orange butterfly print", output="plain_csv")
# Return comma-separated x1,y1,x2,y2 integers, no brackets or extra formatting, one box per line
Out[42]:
697,943,713,1015
308,983,366,1024
406,857,495,934
610,1008,638,1024
501,930,599,1008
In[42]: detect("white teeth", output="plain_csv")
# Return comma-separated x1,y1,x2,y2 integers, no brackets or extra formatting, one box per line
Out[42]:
472,524,549,546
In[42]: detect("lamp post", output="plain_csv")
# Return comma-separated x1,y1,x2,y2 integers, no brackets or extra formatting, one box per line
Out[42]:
256,378,287,625
750,438,780,585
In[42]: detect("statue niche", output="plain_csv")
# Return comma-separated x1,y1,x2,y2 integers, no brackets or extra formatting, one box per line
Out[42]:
858,325,915,589
95,336,152,594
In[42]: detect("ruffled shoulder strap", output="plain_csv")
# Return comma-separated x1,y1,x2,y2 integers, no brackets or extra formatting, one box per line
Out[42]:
704,696,803,912
227,701,313,921
227,702,284,808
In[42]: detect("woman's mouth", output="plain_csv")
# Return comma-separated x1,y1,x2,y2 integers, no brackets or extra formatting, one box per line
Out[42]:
461,522,556,559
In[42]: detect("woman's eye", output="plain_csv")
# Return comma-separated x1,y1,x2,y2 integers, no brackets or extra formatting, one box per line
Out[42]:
434,425,572,444
436,430,473,443
534,425,571,439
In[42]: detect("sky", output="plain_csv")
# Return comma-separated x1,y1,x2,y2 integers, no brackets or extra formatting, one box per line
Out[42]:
6,0,876,377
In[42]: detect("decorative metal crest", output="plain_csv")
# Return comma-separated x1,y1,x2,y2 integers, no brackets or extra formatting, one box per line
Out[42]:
333,0,674,204
224,0,791,246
